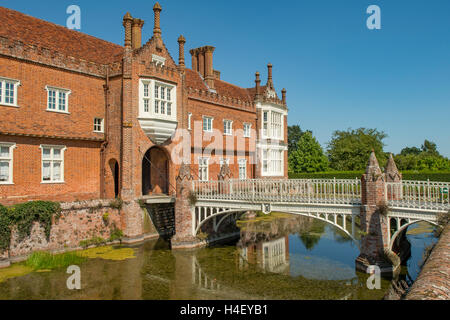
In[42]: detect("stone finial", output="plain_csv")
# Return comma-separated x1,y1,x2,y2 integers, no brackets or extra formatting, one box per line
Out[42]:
365,150,384,181
385,154,402,182
178,35,186,69
177,162,193,181
123,12,133,48
218,162,233,180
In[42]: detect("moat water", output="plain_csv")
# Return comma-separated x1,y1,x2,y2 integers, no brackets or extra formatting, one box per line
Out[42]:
0,214,438,300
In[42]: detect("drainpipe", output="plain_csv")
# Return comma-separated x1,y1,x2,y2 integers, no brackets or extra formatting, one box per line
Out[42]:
100,66,110,199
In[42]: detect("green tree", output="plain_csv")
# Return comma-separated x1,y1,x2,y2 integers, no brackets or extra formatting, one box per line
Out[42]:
288,132,329,173
395,140,450,171
288,125,305,155
327,128,387,171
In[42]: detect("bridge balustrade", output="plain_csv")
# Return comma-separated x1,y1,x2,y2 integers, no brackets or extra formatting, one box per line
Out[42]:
386,180,450,212
192,179,362,205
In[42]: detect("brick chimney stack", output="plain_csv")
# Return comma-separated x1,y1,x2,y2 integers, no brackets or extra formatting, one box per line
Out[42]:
131,18,145,50
190,49,198,73
198,49,205,78
267,63,274,89
255,72,261,99
123,12,133,49
153,2,163,49
178,35,186,70
204,46,216,89
282,88,286,105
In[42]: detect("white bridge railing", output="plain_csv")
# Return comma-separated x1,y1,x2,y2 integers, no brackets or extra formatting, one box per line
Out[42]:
193,179,362,205
386,180,450,212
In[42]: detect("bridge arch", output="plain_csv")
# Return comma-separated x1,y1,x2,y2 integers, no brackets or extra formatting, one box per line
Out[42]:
194,206,359,243
389,219,440,251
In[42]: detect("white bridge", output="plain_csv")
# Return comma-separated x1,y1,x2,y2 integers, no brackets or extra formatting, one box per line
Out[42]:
191,178,449,246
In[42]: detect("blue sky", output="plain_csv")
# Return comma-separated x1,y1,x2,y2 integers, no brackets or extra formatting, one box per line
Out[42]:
4,0,450,157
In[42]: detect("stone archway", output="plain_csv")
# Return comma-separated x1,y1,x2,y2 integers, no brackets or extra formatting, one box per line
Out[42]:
142,147,170,196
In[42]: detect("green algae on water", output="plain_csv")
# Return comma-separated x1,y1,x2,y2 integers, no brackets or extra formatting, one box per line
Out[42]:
78,246,135,261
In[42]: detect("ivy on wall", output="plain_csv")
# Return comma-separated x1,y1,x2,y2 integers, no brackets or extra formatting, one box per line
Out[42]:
0,201,61,253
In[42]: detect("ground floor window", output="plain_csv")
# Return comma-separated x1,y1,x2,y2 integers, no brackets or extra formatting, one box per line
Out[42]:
239,159,247,180
199,157,209,181
262,148,284,176
0,143,16,184
41,145,66,183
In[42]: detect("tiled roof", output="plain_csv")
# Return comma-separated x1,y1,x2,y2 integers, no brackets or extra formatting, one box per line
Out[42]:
185,68,254,103
0,6,124,64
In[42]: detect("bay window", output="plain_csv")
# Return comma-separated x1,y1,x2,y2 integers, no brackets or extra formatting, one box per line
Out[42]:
139,79,176,119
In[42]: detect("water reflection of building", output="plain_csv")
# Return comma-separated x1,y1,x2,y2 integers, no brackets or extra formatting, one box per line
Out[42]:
239,236,290,275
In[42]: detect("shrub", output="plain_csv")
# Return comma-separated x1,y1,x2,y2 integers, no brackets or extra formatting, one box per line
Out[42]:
0,204,11,252
109,198,123,210
109,227,124,242
188,191,198,206
79,237,107,249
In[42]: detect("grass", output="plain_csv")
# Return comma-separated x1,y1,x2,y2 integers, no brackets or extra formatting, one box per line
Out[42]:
25,251,85,271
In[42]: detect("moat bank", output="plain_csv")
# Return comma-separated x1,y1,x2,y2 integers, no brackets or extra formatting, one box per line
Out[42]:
0,214,438,300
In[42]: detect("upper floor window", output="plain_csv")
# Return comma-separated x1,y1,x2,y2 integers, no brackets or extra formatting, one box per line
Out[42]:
199,157,209,181
0,143,16,184
139,79,176,120
46,86,71,113
94,118,104,133
203,116,213,133
0,77,20,107
262,110,284,140
272,112,282,139
223,120,233,136
41,145,66,183
220,158,230,167
244,123,252,138
263,111,269,137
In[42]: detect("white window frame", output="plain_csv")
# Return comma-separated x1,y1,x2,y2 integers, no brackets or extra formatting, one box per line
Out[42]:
223,120,233,136
244,123,252,138
238,158,247,180
261,147,285,177
203,116,214,133
0,142,16,185
188,113,192,130
220,158,230,167
94,118,104,133
198,157,209,181
45,86,71,114
139,79,176,121
40,145,66,184
261,108,285,140
0,77,21,107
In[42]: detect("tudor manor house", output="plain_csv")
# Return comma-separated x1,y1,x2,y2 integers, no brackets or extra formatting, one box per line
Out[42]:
0,4,288,235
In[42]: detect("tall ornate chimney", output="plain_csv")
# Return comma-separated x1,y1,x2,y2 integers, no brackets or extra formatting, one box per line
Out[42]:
131,18,145,50
123,12,133,49
204,46,216,89
178,35,186,70
153,2,163,49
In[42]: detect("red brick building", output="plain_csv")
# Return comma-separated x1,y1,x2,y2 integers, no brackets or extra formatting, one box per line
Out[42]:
0,4,288,213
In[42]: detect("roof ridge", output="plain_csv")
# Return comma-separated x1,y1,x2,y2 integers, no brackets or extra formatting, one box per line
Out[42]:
0,6,123,49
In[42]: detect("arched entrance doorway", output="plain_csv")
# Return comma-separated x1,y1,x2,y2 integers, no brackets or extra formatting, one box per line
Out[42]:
142,147,170,196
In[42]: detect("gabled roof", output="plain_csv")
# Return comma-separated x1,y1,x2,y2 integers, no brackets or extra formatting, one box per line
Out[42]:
0,6,124,64
185,68,253,103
